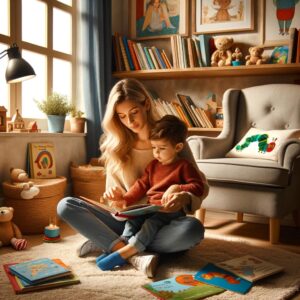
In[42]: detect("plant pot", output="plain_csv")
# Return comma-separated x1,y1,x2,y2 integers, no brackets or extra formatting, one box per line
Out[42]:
70,117,86,133
47,115,66,133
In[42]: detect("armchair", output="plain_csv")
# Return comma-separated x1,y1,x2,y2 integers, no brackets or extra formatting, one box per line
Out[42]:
188,84,300,244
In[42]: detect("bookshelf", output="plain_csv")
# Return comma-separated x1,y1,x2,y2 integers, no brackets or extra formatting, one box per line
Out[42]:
112,63,300,80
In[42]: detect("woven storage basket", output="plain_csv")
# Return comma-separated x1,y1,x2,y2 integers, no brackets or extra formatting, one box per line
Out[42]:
70,164,106,201
2,177,67,234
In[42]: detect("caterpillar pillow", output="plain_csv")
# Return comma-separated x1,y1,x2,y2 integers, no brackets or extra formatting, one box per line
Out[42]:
226,128,300,161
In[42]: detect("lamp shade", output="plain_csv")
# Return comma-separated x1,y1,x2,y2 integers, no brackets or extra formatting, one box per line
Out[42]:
5,45,36,83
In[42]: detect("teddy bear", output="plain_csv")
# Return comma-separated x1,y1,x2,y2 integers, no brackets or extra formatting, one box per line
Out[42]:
211,37,234,67
0,207,27,250
245,46,267,65
10,168,40,200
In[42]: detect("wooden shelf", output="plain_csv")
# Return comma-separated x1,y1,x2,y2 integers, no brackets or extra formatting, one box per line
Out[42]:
113,64,300,80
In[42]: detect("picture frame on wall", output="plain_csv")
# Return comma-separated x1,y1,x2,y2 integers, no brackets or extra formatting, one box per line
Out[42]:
129,0,188,40
262,0,300,47
192,0,254,34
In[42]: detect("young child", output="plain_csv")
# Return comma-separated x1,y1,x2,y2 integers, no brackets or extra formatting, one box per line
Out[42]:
98,115,204,271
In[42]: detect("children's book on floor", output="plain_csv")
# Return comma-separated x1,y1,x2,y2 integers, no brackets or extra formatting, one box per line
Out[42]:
142,273,224,300
215,255,284,282
7,258,72,285
79,196,161,217
194,263,253,294
3,259,80,294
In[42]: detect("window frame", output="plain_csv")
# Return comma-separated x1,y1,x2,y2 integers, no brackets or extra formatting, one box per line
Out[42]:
0,0,77,119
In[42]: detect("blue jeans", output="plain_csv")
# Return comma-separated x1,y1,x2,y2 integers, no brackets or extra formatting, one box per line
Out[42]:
122,211,185,252
57,197,205,253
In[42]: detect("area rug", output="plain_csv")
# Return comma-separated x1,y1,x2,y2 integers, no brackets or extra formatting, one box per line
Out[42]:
0,232,299,300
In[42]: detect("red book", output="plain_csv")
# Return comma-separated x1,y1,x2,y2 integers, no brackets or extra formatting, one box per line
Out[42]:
127,40,141,70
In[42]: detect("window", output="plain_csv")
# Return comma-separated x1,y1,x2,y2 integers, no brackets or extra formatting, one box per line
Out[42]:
0,0,77,119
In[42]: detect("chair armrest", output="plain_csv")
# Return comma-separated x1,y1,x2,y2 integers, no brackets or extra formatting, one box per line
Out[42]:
278,139,300,170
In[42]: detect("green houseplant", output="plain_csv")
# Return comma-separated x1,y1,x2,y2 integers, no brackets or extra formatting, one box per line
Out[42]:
69,105,86,133
35,92,72,133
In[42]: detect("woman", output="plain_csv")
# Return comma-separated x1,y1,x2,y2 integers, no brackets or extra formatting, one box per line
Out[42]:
57,78,208,278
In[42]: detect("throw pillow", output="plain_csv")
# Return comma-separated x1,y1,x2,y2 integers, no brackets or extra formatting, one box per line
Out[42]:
226,128,300,161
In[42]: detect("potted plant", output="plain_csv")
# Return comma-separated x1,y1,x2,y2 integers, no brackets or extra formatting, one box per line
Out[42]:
69,105,86,133
35,92,72,133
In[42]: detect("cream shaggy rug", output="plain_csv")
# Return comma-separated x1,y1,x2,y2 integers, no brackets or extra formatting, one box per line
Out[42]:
1,231,300,300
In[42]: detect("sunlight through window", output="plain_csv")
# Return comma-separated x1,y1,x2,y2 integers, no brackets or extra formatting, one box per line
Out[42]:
0,43,9,108
0,0,9,36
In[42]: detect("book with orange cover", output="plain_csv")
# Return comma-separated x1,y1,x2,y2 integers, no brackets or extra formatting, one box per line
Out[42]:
127,39,141,70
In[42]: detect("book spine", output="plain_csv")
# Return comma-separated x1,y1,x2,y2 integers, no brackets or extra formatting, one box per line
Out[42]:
187,37,195,68
143,47,155,69
296,28,300,63
160,49,172,69
132,42,146,70
113,32,124,71
137,43,151,69
176,96,197,127
148,48,160,69
119,36,131,71
122,36,135,70
153,47,167,69
127,40,141,70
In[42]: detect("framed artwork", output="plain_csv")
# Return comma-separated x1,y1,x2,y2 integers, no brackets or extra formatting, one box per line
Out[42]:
262,0,300,47
129,0,188,40
192,0,254,34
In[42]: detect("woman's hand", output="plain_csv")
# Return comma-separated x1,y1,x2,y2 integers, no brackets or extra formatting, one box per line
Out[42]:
103,187,127,209
161,191,191,212
162,184,181,202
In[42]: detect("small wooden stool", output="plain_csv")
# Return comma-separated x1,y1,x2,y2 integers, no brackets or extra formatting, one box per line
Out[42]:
2,177,67,234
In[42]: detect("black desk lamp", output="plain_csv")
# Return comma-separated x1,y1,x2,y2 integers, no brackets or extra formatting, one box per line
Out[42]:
0,43,36,83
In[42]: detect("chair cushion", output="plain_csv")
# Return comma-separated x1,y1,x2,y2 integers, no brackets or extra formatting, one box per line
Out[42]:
197,157,289,187
226,127,300,161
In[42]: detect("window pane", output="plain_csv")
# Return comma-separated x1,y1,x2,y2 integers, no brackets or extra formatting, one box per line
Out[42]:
56,0,72,6
0,43,10,109
53,58,72,101
53,8,72,54
22,0,47,47
0,0,9,36
22,50,47,118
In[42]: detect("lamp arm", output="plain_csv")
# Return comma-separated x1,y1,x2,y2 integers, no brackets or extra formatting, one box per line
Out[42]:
0,49,8,60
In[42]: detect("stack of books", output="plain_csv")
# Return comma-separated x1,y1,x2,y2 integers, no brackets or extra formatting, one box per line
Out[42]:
3,258,80,294
142,255,283,299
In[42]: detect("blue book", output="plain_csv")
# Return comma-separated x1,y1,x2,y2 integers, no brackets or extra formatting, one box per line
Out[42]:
8,258,71,285
196,34,212,67
194,263,252,294
143,273,224,300
143,47,155,69
122,36,135,71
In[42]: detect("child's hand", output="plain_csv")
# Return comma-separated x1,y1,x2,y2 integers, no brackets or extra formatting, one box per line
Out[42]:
162,184,181,202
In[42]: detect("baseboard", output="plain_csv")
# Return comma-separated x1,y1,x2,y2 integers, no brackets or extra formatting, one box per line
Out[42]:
203,209,296,227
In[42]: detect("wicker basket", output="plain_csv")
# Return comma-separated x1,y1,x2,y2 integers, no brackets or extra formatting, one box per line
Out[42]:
70,164,106,201
2,177,67,234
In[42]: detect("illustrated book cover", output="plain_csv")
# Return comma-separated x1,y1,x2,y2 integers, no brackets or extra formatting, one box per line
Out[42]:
8,258,71,285
216,255,284,282
142,273,224,300
79,196,162,217
3,259,80,294
194,263,252,294
27,142,56,179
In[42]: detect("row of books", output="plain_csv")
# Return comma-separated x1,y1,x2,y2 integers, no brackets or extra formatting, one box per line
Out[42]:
3,258,80,294
287,27,300,64
149,91,214,128
112,33,172,71
142,255,284,299
170,34,213,69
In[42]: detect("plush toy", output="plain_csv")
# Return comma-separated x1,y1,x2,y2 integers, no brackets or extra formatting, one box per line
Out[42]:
211,37,234,67
232,47,243,65
0,207,27,250
10,168,40,199
245,46,267,65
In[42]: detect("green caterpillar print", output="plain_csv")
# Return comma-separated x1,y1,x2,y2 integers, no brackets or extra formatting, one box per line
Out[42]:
236,134,277,153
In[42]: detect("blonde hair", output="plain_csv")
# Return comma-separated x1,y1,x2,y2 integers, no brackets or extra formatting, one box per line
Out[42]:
100,78,158,173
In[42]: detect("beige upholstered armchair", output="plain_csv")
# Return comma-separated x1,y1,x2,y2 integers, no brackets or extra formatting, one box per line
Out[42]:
188,84,300,244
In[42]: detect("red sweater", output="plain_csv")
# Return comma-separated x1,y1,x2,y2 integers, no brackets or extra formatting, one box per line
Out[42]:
123,158,204,205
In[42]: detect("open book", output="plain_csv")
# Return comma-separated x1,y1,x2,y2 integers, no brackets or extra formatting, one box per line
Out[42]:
215,255,284,282
79,196,162,217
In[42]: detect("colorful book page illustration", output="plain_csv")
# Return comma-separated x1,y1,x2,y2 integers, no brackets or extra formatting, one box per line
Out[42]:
216,255,284,282
194,263,252,294
143,273,224,300
29,143,56,179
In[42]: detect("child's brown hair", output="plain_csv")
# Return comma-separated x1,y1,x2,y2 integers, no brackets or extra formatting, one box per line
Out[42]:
150,115,188,145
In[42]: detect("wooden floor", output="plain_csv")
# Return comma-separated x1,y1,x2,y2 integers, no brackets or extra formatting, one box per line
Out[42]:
203,210,300,300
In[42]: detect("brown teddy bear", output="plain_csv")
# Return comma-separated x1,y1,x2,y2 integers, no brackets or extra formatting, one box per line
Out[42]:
211,37,234,67
245,46,267,65
10,168,40,199
0,207,27,250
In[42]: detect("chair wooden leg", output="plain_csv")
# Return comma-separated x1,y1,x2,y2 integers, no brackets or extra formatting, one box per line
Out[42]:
292,209,300,227
237,212,243,222
269,218,280,244
195,208,206,224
